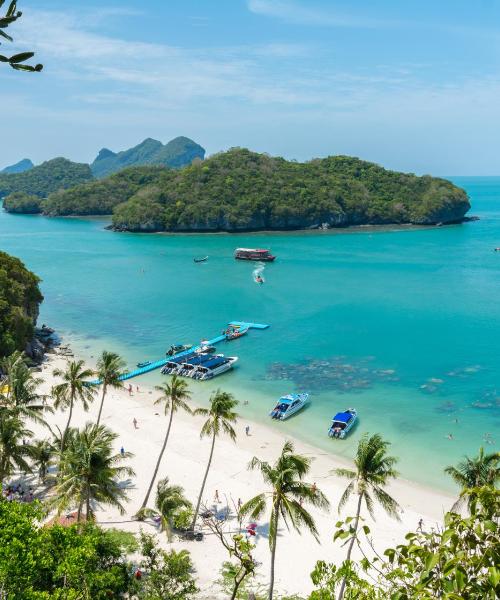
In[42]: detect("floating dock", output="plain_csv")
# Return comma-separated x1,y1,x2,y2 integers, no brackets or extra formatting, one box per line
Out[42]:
88,321,269,385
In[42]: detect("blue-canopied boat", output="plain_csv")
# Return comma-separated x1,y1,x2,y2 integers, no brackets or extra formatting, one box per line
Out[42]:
328,408,357,438
193,356,238,380
269,393,309,420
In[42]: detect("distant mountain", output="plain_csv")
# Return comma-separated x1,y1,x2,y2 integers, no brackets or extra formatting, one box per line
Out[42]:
0,158,93,200
90,136,205,178
1,158,34,174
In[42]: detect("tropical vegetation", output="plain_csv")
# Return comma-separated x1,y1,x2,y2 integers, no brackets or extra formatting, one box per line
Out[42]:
144,477,193,541
51,359,96,450
241,440,330,600
191,389,238,529
0,251,43,357
139,374,192,512
2,191,41,213
95,350,125,425
334,433,400,600
52,422,135,522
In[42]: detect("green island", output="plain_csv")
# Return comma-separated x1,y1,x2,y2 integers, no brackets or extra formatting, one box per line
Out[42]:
0,251,43,357
2,149,470,232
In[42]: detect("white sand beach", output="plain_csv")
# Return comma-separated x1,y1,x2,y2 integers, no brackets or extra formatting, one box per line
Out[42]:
34,353,456,599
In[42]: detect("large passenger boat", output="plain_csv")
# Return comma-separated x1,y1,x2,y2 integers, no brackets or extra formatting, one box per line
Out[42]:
234,248,276,262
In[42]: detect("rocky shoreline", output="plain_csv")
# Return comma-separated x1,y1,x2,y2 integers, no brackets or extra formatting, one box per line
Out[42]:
24,324,73,366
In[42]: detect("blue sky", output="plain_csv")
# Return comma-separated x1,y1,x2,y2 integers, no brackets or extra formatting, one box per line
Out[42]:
2,0,500,174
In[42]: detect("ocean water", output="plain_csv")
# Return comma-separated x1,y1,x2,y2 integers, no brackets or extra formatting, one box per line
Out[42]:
1,176,499,491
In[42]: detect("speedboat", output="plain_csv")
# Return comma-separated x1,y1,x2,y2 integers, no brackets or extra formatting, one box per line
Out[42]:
225,326,249,341
269,393,309,421
137,360,152,368
193,356,238,380
328,408,357,439
166,344,193,357
178,353,222,377
161,351,197,374
194,256,208,263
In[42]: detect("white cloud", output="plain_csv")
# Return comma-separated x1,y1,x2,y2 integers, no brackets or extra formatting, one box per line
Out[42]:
247,0,400,28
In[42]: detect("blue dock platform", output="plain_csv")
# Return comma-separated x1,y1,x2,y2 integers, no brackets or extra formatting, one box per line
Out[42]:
88,321,269,385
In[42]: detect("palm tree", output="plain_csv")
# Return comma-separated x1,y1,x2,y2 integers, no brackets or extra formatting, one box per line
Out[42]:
138,375,192,513
31,439,55,483
0,415,33,485
146,477,193,541
51,360,96,451
445,447,500,512
240,441,329,600
0,351,48,425
191,390,238,530
95,351,125,426
335,433,400,600
52,422,135,522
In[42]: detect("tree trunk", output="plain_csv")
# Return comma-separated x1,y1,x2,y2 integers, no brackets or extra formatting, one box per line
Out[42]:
191,430,216,530
96,383,107,426
61,398,74,453
231,568,246,600
268,503,280,600
85,484,91,522
139,405,175,511
337,492,364,600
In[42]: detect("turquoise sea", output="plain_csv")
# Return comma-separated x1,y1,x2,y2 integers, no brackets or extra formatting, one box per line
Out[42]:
1,176,499,492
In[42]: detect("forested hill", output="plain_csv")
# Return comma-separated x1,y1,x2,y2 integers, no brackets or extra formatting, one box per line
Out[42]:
4,149,470,231
0,158,93,199
90,136,205,178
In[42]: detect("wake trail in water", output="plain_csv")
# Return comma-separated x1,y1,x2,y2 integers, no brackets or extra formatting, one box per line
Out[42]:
253,262,265,284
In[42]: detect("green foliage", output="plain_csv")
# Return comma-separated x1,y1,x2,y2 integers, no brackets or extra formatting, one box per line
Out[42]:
3,191,41,213
0,251,43,357
109,149,468,231
0,158,92,200
43,165,164,216
0,498,135,599
309,486,500,600
138,531,198,600
91,136,205,178
52,422,135,521
0,1,43,72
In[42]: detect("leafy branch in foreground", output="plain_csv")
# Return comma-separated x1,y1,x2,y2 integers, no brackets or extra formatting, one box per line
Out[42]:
0,1,43,72
309,485,500,600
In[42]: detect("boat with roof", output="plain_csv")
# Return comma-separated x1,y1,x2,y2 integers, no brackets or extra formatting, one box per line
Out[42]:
193,356,238,380
225,324,249,341
166,343,193,356
269,393,309,420
178,353,224,377
328,408,357,438
234,248,276,262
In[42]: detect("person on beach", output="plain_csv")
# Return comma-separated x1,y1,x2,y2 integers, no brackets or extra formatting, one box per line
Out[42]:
214,489,220,503
133,418,138,429
128,384,132,395
237,498,242,511
245,425,250,436
136,385,139,392
120,446,125,456
417,518,424,532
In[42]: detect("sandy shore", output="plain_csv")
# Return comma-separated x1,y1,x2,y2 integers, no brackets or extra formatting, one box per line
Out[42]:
33,353,456,598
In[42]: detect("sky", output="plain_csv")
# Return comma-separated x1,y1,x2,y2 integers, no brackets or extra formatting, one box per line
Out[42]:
2,0,500,174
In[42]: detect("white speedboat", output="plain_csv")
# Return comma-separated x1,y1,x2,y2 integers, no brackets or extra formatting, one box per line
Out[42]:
178,353,223,377
194,356,238,380
328,408,357,439
269,393,309,421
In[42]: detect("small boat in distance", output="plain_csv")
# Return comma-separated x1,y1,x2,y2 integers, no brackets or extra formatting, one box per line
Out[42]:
328,408,357,439
137,360,152,368
194,256,208,263
234,248,276,262
269,393,309,420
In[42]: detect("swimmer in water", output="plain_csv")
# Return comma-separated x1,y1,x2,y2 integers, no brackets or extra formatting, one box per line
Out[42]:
255,275,264,284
